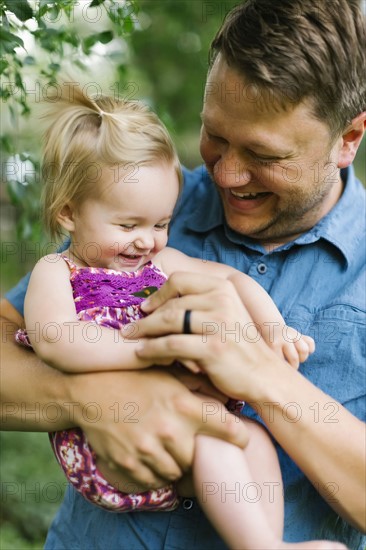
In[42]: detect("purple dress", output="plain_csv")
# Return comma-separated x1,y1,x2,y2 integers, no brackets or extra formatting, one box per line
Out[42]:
16,255,180,512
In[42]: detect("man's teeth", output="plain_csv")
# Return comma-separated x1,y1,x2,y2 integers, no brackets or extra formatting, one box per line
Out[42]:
230,190,268,199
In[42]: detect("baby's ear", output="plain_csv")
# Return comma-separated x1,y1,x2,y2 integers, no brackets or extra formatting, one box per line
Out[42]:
337,112,366,169
57,204,75,233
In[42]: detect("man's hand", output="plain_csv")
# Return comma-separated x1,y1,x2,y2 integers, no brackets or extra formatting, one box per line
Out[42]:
133,272,279,401
68,367,248,490
1,298,247,490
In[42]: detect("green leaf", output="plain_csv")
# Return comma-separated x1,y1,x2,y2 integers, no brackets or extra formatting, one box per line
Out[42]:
82,35,96,54
82,31,113,54
0,28,25,50
89,0,105,7
46,6,60,22
0,87,11,100
14,71,26,93
0,59,8,74
9,0,33,21
8,103,17,126
131,286,159,298
38,4,50,18
63,31,79,48
33,27,63,53
97,30,113,44
48,62,61,72
0,135,13,154
123,17,134,34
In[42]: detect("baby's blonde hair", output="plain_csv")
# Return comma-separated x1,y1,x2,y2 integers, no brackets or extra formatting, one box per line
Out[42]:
41,83,182,240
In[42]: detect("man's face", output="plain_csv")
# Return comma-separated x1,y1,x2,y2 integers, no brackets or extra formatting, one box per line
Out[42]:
200,55,344,247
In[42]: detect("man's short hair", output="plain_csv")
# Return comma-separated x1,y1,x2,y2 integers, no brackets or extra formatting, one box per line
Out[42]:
210,0,366,135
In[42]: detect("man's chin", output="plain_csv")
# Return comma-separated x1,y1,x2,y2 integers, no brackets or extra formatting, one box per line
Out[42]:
224,215,270,241
226,216,307,248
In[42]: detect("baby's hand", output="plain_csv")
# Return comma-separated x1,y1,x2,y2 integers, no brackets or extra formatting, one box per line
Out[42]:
266,325,315,369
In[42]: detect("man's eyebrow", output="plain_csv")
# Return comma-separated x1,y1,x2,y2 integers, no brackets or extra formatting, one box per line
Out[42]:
199,113,219,131
245,142,293,157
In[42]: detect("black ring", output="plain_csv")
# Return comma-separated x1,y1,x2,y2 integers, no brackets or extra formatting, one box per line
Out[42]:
183,310,192,334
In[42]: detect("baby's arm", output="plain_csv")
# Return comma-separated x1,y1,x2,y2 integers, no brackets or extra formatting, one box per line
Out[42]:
157,248,314,368
227,271,314,368
24,256,151,373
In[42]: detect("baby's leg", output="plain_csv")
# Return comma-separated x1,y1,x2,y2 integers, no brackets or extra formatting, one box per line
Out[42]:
194,419,347,550
194,419,282,548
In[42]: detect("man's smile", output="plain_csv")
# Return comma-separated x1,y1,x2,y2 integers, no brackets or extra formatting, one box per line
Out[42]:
229,190,272,200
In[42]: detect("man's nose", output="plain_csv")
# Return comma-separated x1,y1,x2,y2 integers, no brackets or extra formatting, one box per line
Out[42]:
213,151,252,188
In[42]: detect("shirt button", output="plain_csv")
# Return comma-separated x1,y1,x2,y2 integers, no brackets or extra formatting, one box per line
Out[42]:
182,498,194,510
257,263,267,274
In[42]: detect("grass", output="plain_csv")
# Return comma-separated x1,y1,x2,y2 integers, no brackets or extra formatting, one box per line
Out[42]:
0,432,66,548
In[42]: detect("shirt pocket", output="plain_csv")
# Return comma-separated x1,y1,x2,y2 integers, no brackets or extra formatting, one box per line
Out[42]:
283,305,365,419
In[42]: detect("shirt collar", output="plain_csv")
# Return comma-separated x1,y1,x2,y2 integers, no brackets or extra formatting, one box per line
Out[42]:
300,166,365,267
184,165,365,266
184,169,225,231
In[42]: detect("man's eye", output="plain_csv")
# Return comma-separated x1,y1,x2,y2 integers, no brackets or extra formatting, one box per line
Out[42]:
207,132,226,143
256,157,275,165
250,152,279,165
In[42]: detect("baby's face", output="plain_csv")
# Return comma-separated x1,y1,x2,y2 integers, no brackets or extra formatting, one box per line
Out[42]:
69,162,180,271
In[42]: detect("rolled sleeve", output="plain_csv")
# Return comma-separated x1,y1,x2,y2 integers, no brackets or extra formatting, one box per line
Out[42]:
4,272,31,317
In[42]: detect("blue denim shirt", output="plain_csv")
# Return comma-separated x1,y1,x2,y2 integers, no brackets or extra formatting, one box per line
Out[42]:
5,165,366,549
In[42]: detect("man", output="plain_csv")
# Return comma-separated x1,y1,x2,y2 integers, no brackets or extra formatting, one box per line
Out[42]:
1,0,365,548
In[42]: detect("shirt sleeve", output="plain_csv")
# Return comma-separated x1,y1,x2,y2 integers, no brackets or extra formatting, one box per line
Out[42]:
4,272,32,317
3,239,70,317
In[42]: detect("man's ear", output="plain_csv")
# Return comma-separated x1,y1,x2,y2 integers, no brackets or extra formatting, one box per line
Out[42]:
57,204,75,233
337,112,366,169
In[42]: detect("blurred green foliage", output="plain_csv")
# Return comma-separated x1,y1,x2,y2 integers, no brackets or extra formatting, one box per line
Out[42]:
0,432,66,548
0,1,365,547
1,0,139,251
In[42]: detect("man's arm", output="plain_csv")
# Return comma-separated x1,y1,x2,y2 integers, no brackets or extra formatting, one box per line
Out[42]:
0,300,72,431
135,272,366,532
0,297,247,488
